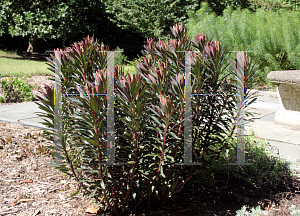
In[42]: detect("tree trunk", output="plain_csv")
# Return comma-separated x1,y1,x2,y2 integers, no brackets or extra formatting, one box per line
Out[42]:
27,34,37,53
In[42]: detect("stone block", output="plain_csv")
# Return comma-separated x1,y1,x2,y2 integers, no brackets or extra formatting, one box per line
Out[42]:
267,70,300,128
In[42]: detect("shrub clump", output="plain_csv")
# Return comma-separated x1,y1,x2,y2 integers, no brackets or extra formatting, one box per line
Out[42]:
0,77,34,103
35,23,262,215
187,2,300,86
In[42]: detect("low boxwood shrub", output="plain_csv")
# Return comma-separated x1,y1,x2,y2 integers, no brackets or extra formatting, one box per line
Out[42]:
0,77,34,103
35,23,262,215
124,54,144,67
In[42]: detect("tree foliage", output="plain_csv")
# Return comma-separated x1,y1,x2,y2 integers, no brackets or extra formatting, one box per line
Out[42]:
205,0,253,16
104,0,200,41
0,0,107,49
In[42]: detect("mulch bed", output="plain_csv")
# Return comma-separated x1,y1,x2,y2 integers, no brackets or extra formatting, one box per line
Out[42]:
0,121,98,216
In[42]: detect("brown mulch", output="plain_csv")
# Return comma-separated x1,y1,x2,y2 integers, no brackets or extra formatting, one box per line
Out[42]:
26,75,54,100
0,75,103,215
1,75,300,215
0,121,101,216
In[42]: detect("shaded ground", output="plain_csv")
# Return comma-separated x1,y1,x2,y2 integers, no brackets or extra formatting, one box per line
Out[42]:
138,171,300,216
0,51,50,61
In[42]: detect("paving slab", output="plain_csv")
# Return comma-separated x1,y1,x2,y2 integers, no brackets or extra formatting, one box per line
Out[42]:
247,98,281,110
245,119,300,145
244,91,300,170
0,101,49,130
245,107,276,120
259,112,276,122
266,140,300,159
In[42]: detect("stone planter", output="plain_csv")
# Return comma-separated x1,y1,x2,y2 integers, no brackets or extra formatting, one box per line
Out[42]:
267,70,300,128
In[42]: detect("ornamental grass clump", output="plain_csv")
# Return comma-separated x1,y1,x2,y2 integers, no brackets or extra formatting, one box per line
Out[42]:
35,23,262,215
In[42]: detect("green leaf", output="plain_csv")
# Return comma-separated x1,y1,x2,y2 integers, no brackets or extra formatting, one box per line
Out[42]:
127,161,136,165
160,166,165,178
100,180,105,189
168,131,181,140
156,190,160,199
36,104,53,114
149,162,158,168
70,184,81,197
136,101,142,112
90,97,99,112
144,153,157,158
88,187,98,199
162,185,167,195
150,116,163,126
172,182,177,191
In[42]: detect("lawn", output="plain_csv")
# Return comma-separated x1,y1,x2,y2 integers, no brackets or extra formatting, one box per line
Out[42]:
0,49,137,78
0,49,20,57
0,57,52,78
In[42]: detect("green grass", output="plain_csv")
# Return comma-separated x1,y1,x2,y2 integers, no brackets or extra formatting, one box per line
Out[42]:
0,49,20,57
0,57,52,78
0,55,137,78
122,65,137,75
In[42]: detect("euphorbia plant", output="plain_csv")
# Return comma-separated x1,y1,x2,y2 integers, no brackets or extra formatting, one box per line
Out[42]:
34,24,262,215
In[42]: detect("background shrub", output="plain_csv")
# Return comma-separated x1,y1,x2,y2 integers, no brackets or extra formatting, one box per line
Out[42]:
247,0,300,12
113,46,128,66
186,2,300,86
203,0,253,16
203,0,300,17
0,77,34,103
